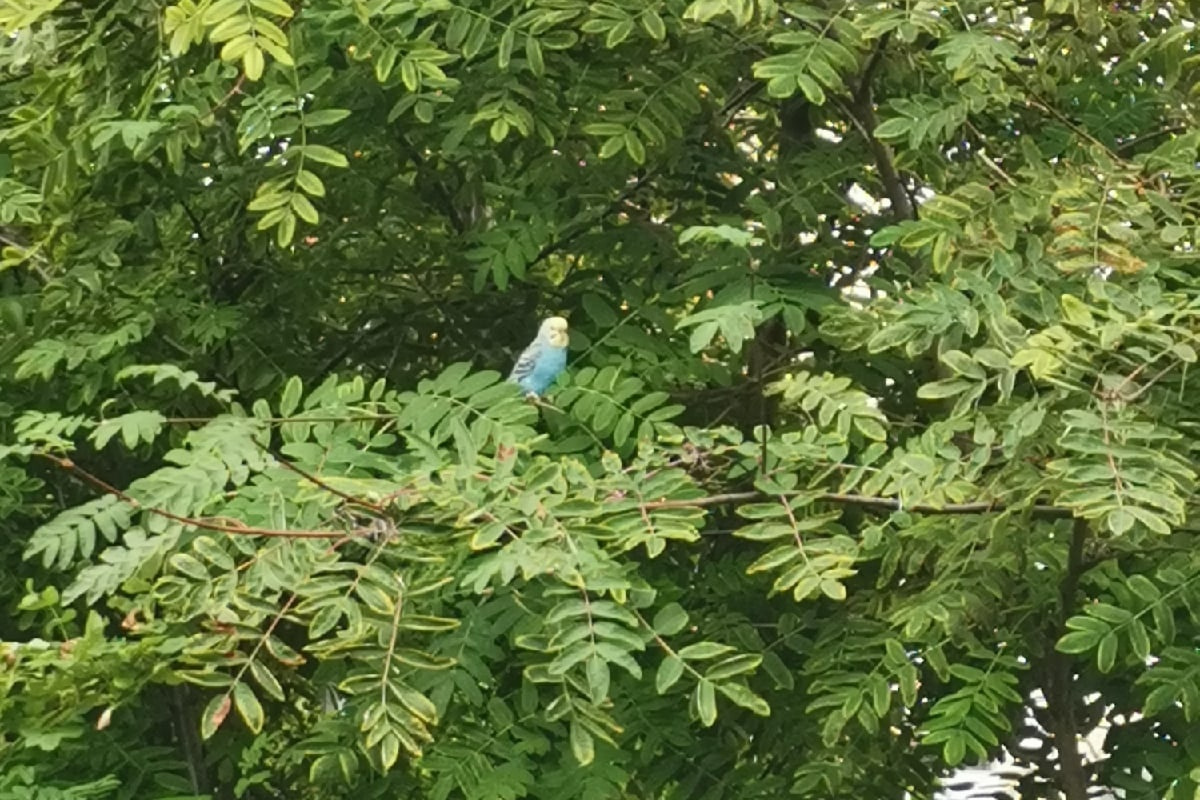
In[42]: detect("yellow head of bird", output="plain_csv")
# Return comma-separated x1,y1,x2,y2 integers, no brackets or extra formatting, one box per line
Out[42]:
541,316,569,348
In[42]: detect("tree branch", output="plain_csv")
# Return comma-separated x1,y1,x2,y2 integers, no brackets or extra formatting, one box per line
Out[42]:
1014,83,1121,162
37,453,364,539
398,134,466,234
838,95,914,220
640,490,1074,519
197,72,246,124
834,34,914,221
1114,124,1188,156
534,168,658,273
1043,518,1092,800
0,230,52,282
255,441,387,513
855,32,891,106
168,686,210,795
34,438,1080,555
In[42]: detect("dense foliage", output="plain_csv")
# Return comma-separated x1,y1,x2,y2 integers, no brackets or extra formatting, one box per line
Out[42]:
2,0,1199,798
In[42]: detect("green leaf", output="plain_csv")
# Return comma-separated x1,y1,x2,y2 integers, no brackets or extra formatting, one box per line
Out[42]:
193,536,235,569
169,553,208,580
624,131,645,164
497,27,515,69
1152,601,1176,645
653,602,688,635
378,734,400,770
1096,631,1118,672
688,321,719,354
656,655,684,693
301,145,349,168
1127,619,1151,661
375,47,398,82
694,679,717,726
1056,630,1100,654
605,19,633,48
396,614,460,632
853,415,887,441
570,720,595,765
463,17,488,59
678,642,736,661
291,194,319,224
873,117,911,141
525,35,544,75
974,348,1010,369
393,648,455,670
249,660,285,701
243,45,265,81
204,0,243,24
1060,294,1095,328
943,732,966,766
599,135,625,159
704,653,762,681
1107,508,1134,535
940,349,985,379
583,122,627,137
250,0,293,16
232,683,264,733
641,9,666,40
586,655,610,703
279,376,303,416
248,190,289,212
295,170,326,197
917,379,973,399
716,682,771,716
276,211,296,247
1172,342,1197,363
819,578,846,601
1087,603,1132,625
305,109,351,128
1127,574,1161,602
746,545,801,574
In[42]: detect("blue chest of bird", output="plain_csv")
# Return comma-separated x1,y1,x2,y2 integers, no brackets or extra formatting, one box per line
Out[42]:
509,316,570,397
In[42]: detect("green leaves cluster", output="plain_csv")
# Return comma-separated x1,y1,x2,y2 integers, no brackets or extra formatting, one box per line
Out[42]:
6,0,1200,798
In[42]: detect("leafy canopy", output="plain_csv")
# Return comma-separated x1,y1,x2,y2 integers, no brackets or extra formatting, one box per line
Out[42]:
2,0,1200,799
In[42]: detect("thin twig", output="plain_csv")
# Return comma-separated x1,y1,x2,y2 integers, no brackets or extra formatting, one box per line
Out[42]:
163,413,389,425
381,578,405,703
198,72,247,123
1020,91,1120,161
1114,124,1188,156
779,494,809,564
975,149,1018,186
638,490,1074,518
965,121,1018,186
255,440,387,512
37,452,362,539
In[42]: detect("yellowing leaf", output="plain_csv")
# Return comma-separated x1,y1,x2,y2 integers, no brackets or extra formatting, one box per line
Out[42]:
242,44,265,80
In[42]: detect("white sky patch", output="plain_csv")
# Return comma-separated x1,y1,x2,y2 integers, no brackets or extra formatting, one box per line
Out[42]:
846,182,884,214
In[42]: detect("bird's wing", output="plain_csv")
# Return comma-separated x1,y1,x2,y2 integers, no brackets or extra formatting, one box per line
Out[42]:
509,340,542,382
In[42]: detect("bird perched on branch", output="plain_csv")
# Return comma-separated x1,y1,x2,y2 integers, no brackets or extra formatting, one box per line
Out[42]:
509,316,569,397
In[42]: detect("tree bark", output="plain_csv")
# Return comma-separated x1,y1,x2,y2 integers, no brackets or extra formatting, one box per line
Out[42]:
169,685,211,796
1044,519,1091,800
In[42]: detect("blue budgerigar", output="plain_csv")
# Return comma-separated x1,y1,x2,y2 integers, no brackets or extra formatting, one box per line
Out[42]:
508,316,569,397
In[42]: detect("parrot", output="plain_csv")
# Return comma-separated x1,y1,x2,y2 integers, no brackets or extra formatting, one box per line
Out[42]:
508,316,569,397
